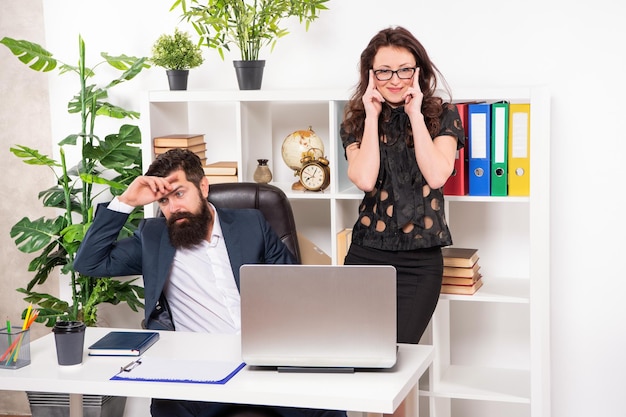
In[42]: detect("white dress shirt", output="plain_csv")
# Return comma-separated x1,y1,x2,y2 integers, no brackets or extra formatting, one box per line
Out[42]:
107,198,241,334
164,210,241,333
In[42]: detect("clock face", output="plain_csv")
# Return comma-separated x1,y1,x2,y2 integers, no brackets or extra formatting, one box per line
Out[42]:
300,163,328,191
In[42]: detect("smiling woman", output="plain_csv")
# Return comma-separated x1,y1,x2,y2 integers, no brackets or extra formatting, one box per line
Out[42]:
340,26,465,347
338,28,467,417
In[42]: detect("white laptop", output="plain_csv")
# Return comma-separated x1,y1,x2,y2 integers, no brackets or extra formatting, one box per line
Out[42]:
239,264,397,371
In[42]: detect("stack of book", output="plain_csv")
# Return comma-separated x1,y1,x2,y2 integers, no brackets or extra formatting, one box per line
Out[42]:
203,160,238,184
441,247,483,295
153,134,206,165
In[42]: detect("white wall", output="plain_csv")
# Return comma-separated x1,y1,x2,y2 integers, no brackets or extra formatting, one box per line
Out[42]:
3,0,626,416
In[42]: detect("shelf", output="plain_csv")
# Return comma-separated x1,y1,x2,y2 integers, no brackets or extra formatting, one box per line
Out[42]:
261,182,357,200
142,86,550,417
422,365,530,404
444,195,529,204
271,182,334,200
452,86,536,103
147,89,350,103
146,86,537,104
440,278,529,304
276,188,533,204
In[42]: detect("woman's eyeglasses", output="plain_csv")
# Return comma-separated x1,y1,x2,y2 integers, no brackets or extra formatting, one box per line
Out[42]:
372,67,417,81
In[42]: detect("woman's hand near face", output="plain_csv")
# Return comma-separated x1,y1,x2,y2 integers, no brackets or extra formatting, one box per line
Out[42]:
403,68,424,119
362,70,384,118
347,70,383,192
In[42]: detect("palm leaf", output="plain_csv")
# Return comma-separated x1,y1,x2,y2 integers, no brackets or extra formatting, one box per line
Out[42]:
57,133,83,147
102,53,150,83
84,124,142,169
61,223,90,247
26,244,68,290
0,37,57,72
95,102,140,119
16,289,71,326
39,185,82,213
10,217,67,253
67,84,107,115
10,145,60,167
80,174,127,191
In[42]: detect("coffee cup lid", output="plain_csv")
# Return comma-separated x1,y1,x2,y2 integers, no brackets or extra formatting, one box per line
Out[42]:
52,321,86,334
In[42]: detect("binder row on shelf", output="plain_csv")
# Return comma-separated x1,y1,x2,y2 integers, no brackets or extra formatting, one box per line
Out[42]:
443,101,531,197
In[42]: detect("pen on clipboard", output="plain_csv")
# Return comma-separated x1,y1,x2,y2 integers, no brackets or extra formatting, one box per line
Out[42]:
121,357,143,373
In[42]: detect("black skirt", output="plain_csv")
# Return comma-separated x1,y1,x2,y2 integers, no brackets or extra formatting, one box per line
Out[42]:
344,243,443,344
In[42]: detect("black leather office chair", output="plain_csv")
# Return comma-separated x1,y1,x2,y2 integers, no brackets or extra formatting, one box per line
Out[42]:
208,182,301,263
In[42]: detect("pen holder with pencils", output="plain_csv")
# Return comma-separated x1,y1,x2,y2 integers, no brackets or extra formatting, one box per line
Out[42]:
0,327,31,369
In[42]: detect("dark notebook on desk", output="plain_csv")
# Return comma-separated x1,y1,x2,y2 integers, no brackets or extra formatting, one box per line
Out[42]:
88,331,160,356
239,264,397,370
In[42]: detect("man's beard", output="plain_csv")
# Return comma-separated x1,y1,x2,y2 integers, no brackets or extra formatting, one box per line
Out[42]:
167,198,213,249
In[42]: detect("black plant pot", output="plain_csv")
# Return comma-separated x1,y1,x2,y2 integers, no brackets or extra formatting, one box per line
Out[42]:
166,69,189,91
233,60,265,90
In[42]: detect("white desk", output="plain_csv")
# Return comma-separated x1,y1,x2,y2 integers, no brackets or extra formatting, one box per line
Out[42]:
0,327,433,417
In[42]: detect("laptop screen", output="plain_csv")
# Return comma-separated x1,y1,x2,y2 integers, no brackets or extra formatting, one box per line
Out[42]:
239,264,397,370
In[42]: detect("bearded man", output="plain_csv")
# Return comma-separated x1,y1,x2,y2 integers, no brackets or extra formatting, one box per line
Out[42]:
74,148,345,417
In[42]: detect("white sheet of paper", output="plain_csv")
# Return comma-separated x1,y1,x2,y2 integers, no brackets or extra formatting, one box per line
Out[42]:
111,355,245,384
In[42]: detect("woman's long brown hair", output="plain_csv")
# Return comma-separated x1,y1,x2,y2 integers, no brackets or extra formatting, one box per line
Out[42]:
342,26,451,144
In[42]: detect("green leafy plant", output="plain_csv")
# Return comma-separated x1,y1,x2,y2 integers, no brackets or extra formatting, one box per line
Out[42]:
151,28,204,70
170,0,330,61
1,35,149,327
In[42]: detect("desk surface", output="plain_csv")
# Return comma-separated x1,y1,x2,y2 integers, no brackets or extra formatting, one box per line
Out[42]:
0,327,433,414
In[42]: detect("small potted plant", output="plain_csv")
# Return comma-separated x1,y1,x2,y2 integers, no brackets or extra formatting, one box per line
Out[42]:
151,28,204,90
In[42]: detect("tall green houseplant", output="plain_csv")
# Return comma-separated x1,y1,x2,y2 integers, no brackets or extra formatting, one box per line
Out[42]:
1,36,149,327
171,0,330,61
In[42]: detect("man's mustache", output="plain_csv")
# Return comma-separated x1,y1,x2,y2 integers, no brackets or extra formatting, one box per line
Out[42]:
169,212,193,222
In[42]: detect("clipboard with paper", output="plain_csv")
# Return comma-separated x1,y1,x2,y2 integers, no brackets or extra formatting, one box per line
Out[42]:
111,356,246,385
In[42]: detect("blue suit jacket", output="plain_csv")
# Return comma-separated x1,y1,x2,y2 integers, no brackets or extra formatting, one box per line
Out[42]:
74,203,296,329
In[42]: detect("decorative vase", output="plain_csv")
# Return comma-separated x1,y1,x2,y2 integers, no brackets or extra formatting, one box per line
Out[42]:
233,60,265,90
166,69,189,91
253,159,272,184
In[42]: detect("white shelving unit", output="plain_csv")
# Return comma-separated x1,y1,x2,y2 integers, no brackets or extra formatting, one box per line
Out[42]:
140,86,550,417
